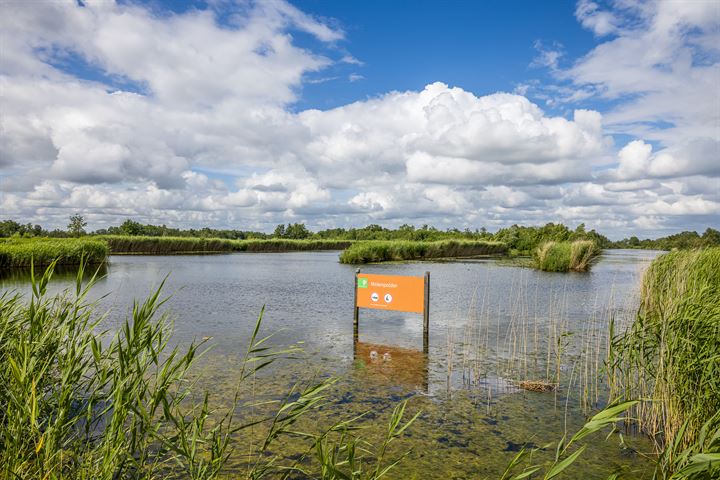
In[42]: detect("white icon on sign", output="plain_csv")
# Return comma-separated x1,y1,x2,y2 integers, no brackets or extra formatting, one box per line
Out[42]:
371,292,379,302
384,293,393,303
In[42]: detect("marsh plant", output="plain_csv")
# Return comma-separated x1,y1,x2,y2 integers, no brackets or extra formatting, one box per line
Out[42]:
0,260,418,479
534,240,600,272
0,237,108,268
101,235,352,255
339,240,506,264
608,248,720,477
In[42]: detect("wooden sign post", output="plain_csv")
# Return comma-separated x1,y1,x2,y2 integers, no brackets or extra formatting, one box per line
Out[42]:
353,269,430,353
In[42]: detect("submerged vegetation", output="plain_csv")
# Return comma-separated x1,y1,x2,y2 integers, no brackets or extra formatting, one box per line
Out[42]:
534,240,600,272
339,239,507,264
0,237,108,268
609,247,720,477
0,261,419,479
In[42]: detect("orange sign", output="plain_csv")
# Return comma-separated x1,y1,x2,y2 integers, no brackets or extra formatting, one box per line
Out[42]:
356,273,425,313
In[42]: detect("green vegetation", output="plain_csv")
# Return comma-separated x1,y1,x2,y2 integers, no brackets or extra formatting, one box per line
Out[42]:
339,239,507,264
0,237,108,268
609,248,720,477
101,235,352,254
0,261,419,479
613,228,720,251
534,240,601,272
4,216,719,253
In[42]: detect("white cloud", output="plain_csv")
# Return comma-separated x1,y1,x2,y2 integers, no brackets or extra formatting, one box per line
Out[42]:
575,0,618,36
0,0,717,238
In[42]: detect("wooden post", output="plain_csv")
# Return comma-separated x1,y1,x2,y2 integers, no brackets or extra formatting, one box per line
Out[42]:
353,268,360,342
423,271,430,354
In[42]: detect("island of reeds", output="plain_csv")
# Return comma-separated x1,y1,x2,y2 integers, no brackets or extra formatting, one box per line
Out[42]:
338,239,506,264
533,239,600,272
0,237,108,268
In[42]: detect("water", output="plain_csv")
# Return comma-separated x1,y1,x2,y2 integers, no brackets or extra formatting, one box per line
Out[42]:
0,249,662,478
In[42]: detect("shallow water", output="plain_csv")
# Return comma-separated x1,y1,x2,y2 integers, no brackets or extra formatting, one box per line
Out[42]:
1,249,663,478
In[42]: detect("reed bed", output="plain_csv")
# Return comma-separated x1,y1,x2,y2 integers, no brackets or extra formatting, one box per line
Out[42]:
608,248,720,475
100,235,351,254
451,261,645,416
534,240,600,272
0,260,418,479
339,240,507,264
0,237,108,268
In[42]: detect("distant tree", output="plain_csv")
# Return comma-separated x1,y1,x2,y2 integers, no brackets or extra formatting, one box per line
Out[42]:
284,223,311,239
119,219,144,236
67,214,87,237
273,224,286,238
701,228,720,247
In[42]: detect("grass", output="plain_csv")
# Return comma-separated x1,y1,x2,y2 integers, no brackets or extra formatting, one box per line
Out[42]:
534,240,600,272
100,235,352,254
338,240,507,264
608,247,720,477
0,259,419,479
0,237,108,268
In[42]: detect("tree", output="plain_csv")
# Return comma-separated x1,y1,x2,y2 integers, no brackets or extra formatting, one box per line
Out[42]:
119,219,144,236
67,214,87,237
284,223,310,239
273,224,286,238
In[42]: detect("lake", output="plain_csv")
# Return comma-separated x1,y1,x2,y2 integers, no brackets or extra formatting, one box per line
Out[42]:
0,249,662,478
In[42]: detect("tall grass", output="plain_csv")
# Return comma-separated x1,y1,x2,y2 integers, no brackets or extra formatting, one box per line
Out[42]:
0,237,108,268
0,260,418,479
100,235,352,254
534,240,600,272
339,240,507,264
608,248,720,476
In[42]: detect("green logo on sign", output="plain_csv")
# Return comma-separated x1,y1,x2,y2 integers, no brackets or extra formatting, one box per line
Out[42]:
357,278,368,288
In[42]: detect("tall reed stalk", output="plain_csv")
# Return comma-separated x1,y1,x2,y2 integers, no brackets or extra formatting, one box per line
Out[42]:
0,260,418,479
608,248,720,476
534,240,600,272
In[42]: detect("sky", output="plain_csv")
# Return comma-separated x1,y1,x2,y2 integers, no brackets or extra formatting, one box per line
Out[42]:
0,0,718,239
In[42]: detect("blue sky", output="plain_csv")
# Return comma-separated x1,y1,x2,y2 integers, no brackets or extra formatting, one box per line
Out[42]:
292,0,597,110
1,0,718,237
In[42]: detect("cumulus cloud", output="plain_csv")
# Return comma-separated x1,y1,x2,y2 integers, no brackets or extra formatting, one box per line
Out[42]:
0,0,718,238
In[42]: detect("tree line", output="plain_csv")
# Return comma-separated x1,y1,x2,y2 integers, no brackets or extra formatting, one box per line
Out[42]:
1,217,718,252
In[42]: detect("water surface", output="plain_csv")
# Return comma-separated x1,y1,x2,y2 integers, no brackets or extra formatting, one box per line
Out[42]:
1,249,662,478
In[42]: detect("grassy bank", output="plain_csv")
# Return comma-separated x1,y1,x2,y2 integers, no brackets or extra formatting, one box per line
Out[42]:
100,235,352,254
0,262,417,479
339,240,507,264
533,240,600,272
0,237,108,268
609,248,720,476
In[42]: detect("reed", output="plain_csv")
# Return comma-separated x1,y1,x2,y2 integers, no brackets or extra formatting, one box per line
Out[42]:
339,240,507,264
0,237,108,268
0,260,418,479
608,248,720,475
534,240,600,272
100,235,352,254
